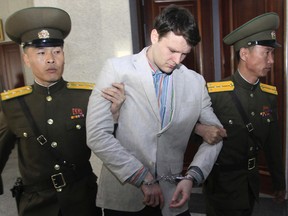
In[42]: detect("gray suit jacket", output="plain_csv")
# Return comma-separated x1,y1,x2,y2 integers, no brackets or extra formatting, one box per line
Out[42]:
86,47,222,216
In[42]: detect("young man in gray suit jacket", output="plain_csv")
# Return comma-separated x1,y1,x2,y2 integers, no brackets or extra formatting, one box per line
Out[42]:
86,5,225,216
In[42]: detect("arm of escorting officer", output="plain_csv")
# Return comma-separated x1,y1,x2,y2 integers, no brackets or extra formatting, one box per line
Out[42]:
0,110,17,195
194,123,227,144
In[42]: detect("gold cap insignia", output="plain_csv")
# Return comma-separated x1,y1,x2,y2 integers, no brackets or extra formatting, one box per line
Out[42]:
38,30,50,39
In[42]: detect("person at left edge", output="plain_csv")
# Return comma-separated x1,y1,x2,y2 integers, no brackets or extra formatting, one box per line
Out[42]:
0,7,125,216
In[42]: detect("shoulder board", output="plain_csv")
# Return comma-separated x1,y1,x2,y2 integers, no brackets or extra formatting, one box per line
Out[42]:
1,86,32,101
207,81,234,93
67,82,95,90
260,83,278,95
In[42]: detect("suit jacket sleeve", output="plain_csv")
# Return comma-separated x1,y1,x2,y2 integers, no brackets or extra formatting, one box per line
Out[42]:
86,59,144,183
188,76,223,179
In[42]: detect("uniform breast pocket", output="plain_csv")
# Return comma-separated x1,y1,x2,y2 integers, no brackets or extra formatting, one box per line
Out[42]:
260,112,275,125
218,115,245,138
66,118,86,131
15,127,35,139
15,127,39,145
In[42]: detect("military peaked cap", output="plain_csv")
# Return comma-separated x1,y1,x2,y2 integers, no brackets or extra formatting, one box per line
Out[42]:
5,7,71,47
223,12,280,51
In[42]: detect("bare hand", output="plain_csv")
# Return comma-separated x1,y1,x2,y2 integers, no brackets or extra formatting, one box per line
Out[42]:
273,190,286,203
101,83,126,122
141,172,164,208
170,179,193,208
194,123,227,144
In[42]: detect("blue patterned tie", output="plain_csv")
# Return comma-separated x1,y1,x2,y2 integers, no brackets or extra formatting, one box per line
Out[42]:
152,70,173,128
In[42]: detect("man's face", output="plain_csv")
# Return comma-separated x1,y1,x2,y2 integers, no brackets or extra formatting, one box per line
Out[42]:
23,46,65,86
150,30,192,73
245,45,275,78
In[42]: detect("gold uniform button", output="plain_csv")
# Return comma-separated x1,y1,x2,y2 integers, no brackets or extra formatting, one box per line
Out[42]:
47,119,54,125
23,132,28,137
54,164,60,170
76,124,81,129
51,142,58,148
46,96,52,101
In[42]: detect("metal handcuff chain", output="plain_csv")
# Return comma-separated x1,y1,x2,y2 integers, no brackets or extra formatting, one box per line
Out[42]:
142,174,193,185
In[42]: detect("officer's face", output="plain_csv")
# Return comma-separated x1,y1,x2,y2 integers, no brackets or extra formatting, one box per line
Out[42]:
244,45,275,78
148,30,191,74
23,46,65,87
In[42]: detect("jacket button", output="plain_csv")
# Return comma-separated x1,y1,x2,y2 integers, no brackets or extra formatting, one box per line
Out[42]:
23,132,28,137
51,142,58,148
47,119,54,125
76,124,81,129
228,120,233,124
54,164,60,170
46,96,52,101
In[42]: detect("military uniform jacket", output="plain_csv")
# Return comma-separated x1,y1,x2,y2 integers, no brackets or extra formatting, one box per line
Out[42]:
0,78,99,216
205,71,285,209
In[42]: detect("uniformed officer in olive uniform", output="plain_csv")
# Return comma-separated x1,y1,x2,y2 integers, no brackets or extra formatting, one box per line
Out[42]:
196,12,286,216
0,7,125,216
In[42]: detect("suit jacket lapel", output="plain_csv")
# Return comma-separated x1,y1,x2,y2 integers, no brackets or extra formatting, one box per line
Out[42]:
172,67,184,120
132,48,161,123
160,67,184,132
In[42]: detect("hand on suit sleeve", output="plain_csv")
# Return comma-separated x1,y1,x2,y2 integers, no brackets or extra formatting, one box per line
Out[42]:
101,82,126,123
194,123,227,144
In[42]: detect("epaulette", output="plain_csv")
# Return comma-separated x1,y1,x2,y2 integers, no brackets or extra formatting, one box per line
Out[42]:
67,82,95,90
1,86,32,101
260,83,278,95
207,81,234,93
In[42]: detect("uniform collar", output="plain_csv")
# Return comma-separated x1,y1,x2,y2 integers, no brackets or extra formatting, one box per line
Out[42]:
33,77,66,95
233,70,259,91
